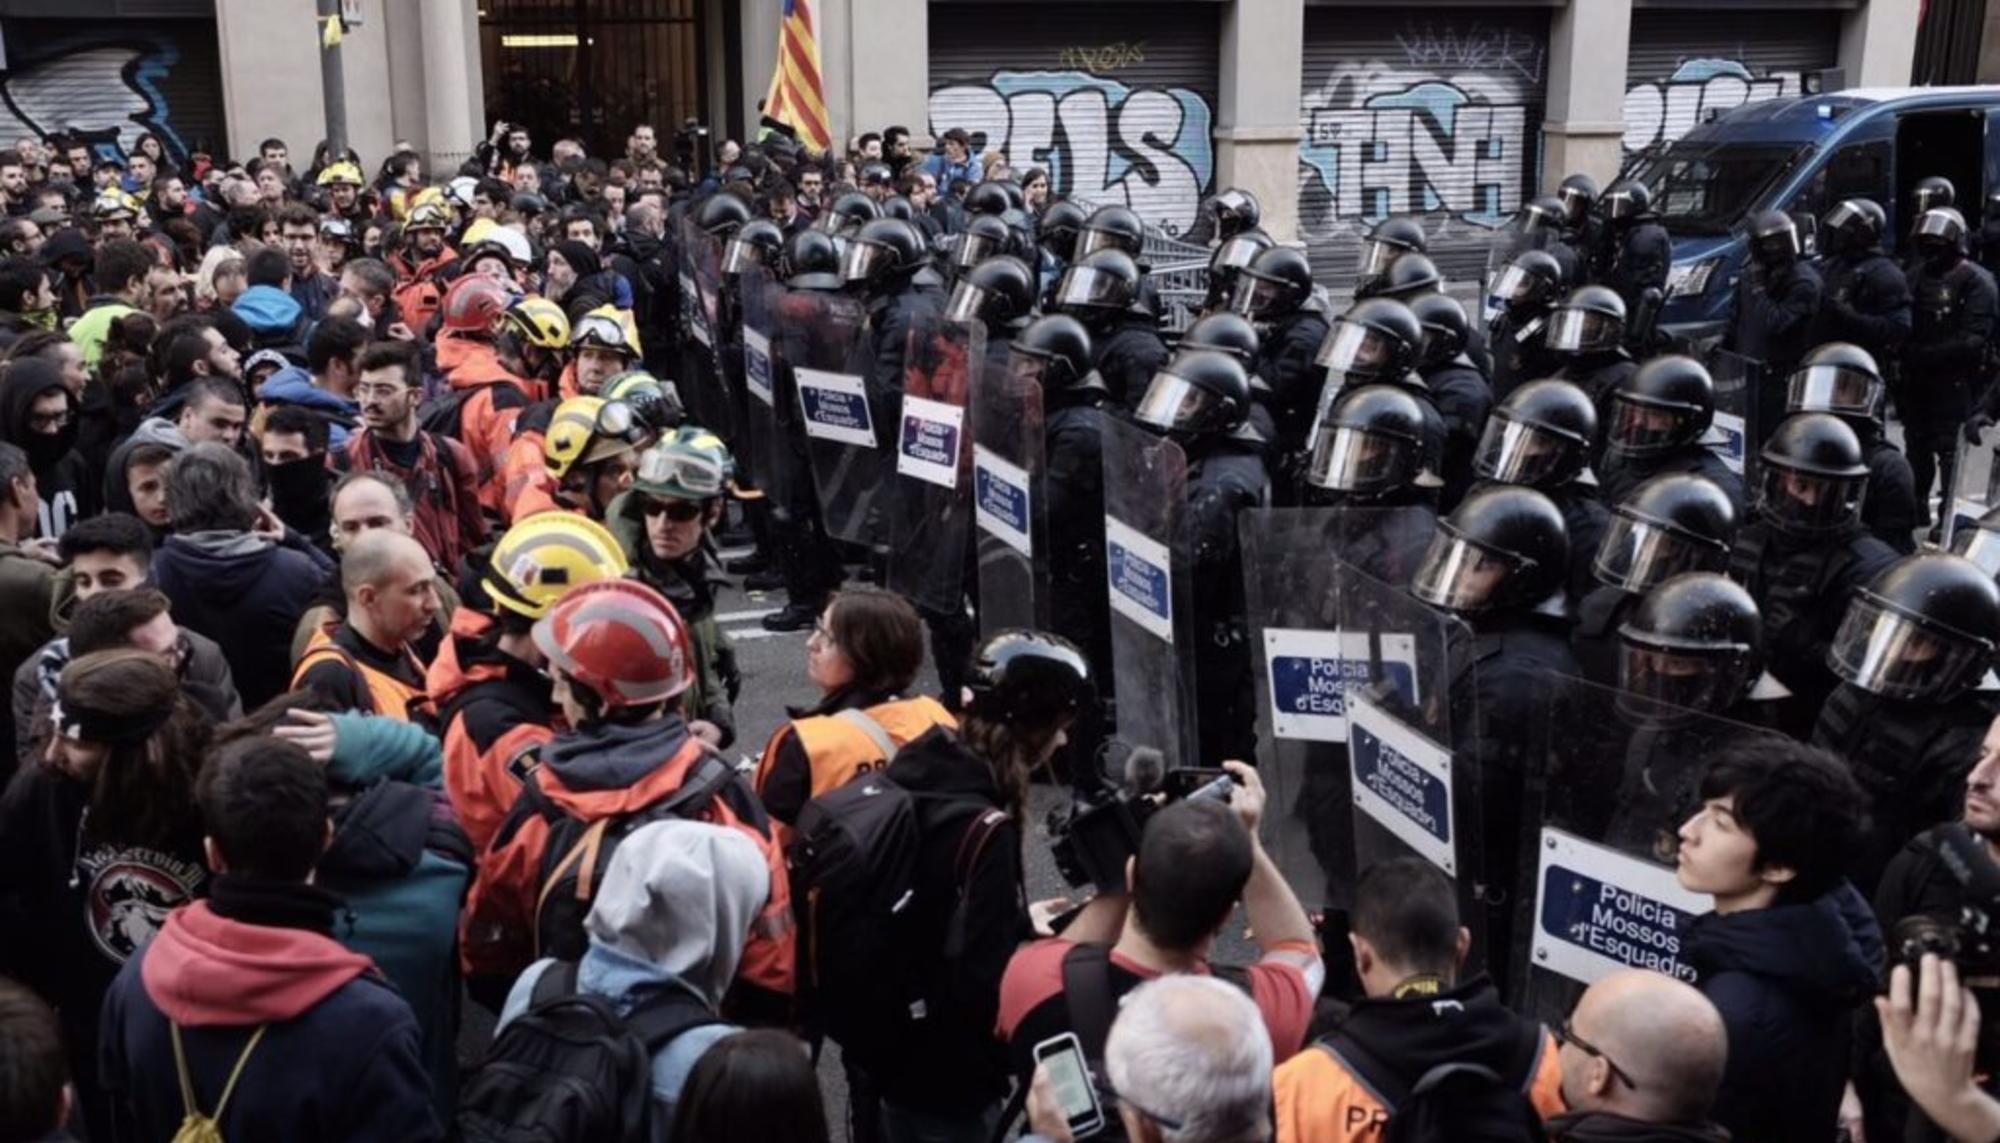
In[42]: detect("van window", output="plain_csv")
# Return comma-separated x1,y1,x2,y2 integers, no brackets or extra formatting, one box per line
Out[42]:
1636,143,1803,236
1789,140,1892,219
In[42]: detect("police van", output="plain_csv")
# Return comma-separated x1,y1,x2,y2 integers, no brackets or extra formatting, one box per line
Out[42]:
1642,84,2000,338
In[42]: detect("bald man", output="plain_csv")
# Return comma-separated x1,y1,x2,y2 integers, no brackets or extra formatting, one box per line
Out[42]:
290,529,438,720
1549,969,1731,1142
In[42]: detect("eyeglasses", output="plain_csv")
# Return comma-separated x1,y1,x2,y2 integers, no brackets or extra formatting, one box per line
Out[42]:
642,497,704,522
1555,1021,1637,1090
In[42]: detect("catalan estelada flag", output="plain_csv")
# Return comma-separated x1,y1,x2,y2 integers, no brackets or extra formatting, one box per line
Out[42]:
763,0,832,153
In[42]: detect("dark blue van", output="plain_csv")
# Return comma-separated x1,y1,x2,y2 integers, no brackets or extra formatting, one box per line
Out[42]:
1636,85,2000,337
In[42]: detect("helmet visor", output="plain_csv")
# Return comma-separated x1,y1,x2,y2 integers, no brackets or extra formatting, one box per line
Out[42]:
1618,641,1748,714
1751,222,1800,263
1007,347,1063,390
572,314,634,354
1491,264,1547,306
1786,363,1882,419
1315,319,1396,373
1594,516,1723,592
1473,416,1571,486
841,239,893,283
1075,225,1129,258
1133,373,1225,435
953,229,1001,269
1227,273,1288,319
1916,185,1953,213
1953,525,2000,579
1055,265,1125,310
1545,307,1620,354
1357,240,1400,278
1557,185,1592,224
944,280,992,325
636,445,726,499
1601,190,1642,220
1830,597,1988,701
721,237,765,275
1824,200,1869,237
1607,395,1689,457
1412,534,1519,612
1756,464,1865,533
1214,236,1263,271
1915,211,1964,241
1305,425,1412,493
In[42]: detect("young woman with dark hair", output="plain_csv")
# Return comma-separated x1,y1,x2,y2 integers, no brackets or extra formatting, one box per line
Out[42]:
671,1029,831,1143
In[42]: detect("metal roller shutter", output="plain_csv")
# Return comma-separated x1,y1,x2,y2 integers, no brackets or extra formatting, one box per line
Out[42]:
1298,8,1551,291
928,3,1220,238
0,16,227,167
1623,7,1842,159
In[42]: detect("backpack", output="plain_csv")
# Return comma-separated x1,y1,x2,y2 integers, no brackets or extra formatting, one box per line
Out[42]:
1322,1020,1548,1143
417,387,471,439
787,754,1006,1070
456,960,724,1143
168,1023,264,1143
507,749,739,962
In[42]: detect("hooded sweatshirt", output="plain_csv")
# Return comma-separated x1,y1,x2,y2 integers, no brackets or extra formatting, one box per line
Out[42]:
0,357,97,537
259,364,358,449
496,819,770,1125
1688,881,1885,1143
232,283,310,352
101,415,186,531
152,527,334,708
100,876,442,1142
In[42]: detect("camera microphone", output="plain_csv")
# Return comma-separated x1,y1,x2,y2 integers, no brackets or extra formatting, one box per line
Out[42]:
1122,745,1167,796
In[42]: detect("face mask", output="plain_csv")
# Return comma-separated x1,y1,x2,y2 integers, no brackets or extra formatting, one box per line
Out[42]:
266,456,328,515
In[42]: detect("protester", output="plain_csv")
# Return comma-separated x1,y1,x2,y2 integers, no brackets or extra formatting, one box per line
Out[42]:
671,1029,832,1143
0,977,73,1143
291,529,438,720
1548,969,1732,1142
0,441,56,758
331,339,486,573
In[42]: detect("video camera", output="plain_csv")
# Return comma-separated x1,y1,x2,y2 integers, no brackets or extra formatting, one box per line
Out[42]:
1892,823,2000,979
674,119,711,177
1047,744,1236,896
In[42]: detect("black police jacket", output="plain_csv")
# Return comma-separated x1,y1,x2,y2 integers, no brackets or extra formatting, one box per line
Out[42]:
1256,311,1332,455
1421,358,1493,510
1550,480,1611,607
1597,444,1744,515
1555,351,1636,410
1604,222,1671,315
1185,437,1270,763
1095,318,1170,411
1904,256,1998,385
1488,309,1558,403
1861,435,1920,555
865,279,945,401
1810,250,1912,363
1571,585,1635,689
1045,396,1114,669
1729,258,1823,380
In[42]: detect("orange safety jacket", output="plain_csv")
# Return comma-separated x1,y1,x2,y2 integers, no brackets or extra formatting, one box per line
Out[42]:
429,609,558,853
291,625,430,722
1273,1024,1566,1142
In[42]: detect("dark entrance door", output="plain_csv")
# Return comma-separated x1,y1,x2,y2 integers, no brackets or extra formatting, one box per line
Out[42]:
479,0,706,160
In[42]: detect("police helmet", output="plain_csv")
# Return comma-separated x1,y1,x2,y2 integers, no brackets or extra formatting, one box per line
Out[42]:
1557,173,1599,228
1411,484,1569,613
1598,180,1652,223
1595,474,1738,593
1373,254,1444,302
964,180,1024,218
1040,200,1088,262
1518,195,1569,239
841,217,930,288
1914,176,1958,215
817,191,881,237
1831,554,2000,702
1179,312,1261,369
1051,249,1142,317
1208,188,1263,241
1913,207,1969,260
1209,231,1274,280
879,195,917,222
859,162,895,189
1305,384,1430,496
1822,198,1887,253
1747,209,1802,266
1473,378,1597,488
1075,205,1146,259
1230,245,1316,321
693,192,753,238
1357,216,1428,279
1617,572,1764,715
945,255,1037,327
1132,350,1251,440
1786,342,1885,424
1009,314,1096,392
782,228,842,290
1411,294,1470,368
1606,356,1714,458
1755,412,1870,536
1316,298,1422,383
1490,249,1565,313
1546,286,1627,355
953,214,1016,270
721,218,785,275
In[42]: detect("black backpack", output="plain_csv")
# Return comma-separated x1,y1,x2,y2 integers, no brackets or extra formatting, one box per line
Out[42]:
500,749,740,963
456,961,724,1143
787,766,1006,1070
1321,1020,1548,1143
417,388,471,439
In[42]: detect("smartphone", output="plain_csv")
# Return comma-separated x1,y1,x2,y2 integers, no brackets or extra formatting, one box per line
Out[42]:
1033,1032,1106,1138
1162,767,1232,801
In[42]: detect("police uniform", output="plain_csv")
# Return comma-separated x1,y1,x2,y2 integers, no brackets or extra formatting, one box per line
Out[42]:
1727,524,1899,737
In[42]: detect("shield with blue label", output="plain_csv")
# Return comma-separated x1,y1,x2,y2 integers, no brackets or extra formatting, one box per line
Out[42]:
1706,347,1759,486
738,263,784,492
1238,506,1444,928
883,312,985,615
1514,674,1783,1018
972,341,1049,637
778,287,878,545
1101,416,1196,769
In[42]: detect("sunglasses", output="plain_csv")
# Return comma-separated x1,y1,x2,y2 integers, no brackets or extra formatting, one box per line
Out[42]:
1555,1021,1637,1090
642,497,704,522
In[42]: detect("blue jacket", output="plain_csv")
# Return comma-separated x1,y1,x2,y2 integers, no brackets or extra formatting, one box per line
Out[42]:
920,153,982,197
233,284,309,351
259,366,358,449
317,713,471,1123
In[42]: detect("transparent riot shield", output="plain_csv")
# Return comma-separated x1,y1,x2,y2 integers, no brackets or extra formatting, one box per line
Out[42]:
883,314,984,616
739,265,783,490
677,217,732,437
1707,347,1759,485
1483,214,1554,325
971,349,1049,635
1240,506,1440,921
1945,439,2000,549
1102,416,1196,769
780,289,879,545
1514,675,1781,1020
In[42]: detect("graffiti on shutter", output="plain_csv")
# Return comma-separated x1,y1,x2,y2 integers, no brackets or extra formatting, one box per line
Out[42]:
1623,60,1808,155
0,28,220,167
928,70,1215,237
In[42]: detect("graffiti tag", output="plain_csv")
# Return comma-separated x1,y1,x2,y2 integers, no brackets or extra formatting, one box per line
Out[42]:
0,41,192,164
1623,59,1805,153
929,70,1214,236
1395,20,1546,87
1058,41,1147,73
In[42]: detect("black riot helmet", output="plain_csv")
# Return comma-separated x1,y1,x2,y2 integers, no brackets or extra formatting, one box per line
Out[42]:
1595,473,1738,593
1491,248,1565,315
1747,209,1802,268
945,255,1037,328
1009,314,1096,393
694,192,753,238
1132,349,1251,441
1411,484,1569,614
817,190,881,237
721,218,785,275
965,180,1026,217
964,629,1093,728
1755,412,1870,536
1209,230,1274,284
1474,378,1597,488
1357,216,1428,279
879,195,917,222
781,228,842,290
1317,298,1422,383
1830,554,2000,703
1372,253,1444,302
1914,207,1969,270
1208,187,1263,240
1305,384,1431,497
1545,285,1627,355
954,214,1016,270
1914,175,1958,215
1039,200,1088,262
1230,245,1316,321
1557,173,1599,228
1606,355,1714,458
1617,572,1764,715
859,162,895,190
1820,198,1886,256
1953,504,2000,581
1518,195,1569,239
841,217,929,290
1786,342,1885,424
1598,180,1653,225
1180,312,1261,369
1051,248,1142,320
1076,204,1146,259
1410,293,1470,368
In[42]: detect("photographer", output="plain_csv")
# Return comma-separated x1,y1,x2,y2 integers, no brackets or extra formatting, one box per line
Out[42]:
996,764,1322,1126
1879,956,2000,1143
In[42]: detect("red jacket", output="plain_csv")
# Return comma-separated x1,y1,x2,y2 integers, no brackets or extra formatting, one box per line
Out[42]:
331,428,488,573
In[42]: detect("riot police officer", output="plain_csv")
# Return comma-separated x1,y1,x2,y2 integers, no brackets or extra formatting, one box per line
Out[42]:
1814,552,2000,891
1614,571,1766,722
1051,248,1165,409
945,254,1038,357
1809,198,1911,368
1903,175,1958,266
1203,231,1274,315
1131,350,1270,764
844,216,945,438
1207,187,1265,242
1075,204,1146,260
1513,194,1584,286
1728,209,1824,444
1180,311,1260,368
1902,207,1998,527
1314,299,1445,486
1546,285,1637,406
1411,293,1493,508
1557,172,1602,261
1365,252,1446,305
1594,180,1671,319
1575,474,1738,687
1785,342,1919,553
1301,383,1441,583
1728,412,1900,736
1487,247,1566,400
1353,217,1428,300
1472,378,1605,604
1597,355,1743,510
1233,245,1330,459
1038,198,1088,299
